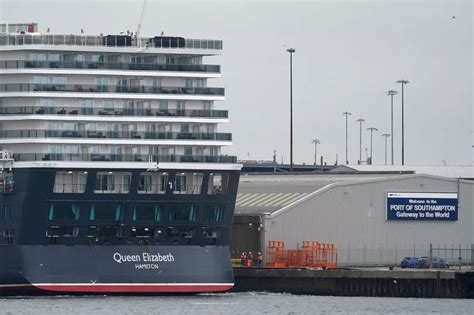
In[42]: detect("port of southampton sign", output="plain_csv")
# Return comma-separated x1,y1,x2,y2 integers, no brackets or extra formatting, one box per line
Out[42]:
387,192,458,221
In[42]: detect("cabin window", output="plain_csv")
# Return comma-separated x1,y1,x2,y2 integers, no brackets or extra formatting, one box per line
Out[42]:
3,204,11,219
53,171,87,193
46,226,79,238
89,204,122,221
169,205,198,222
174,172,203,194
132,204,162,221
94,172,131,193
208,173,229,195
138,172,168,194
48,204,80,220
203,205,225,223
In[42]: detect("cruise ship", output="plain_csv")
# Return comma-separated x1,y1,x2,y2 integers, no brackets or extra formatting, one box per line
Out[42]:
0,23,241,294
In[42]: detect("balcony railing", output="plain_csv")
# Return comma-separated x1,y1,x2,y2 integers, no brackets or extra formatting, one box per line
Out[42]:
0,84,225,96
0,129,232,141
0,106,229,118
0,106,228,118
0,60,220,73
12,153,237,163
0,34,222,50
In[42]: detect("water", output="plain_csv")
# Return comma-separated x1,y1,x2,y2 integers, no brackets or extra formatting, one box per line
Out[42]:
0,292,473,314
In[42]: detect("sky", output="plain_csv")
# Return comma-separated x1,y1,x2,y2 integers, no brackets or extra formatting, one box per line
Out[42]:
0,0,472,166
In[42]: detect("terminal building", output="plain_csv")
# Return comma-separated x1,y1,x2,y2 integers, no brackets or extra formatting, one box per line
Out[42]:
230,166,474,266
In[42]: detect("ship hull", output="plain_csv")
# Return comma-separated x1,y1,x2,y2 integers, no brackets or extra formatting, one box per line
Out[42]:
0,245,233,294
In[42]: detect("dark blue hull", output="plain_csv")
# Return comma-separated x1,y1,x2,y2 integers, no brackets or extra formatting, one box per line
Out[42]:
0,166,240,294
0,245,233,294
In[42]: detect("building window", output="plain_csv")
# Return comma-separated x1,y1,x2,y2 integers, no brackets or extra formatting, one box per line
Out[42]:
132,204,162,221
48,204,80,220
89,204,122,221
169,205,198,222
3,204,11,219
203,205,225,223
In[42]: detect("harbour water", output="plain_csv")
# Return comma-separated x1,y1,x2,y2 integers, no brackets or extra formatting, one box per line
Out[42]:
0,292,473,314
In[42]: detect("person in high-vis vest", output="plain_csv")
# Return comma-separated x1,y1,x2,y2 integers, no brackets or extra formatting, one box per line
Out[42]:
240,252,247,267
247,252,253,267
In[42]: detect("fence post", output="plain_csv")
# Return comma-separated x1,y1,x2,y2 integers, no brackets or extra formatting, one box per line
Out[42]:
395,245,397,266
363,244,366,266
429,243,433,261
471,244,473,270
459,244,462,270
347,242,350,266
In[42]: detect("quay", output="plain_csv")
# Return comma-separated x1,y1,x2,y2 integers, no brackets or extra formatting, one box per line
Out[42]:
232,267,474,298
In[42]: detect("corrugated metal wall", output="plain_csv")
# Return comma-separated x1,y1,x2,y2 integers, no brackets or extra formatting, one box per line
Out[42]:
264,175,474,266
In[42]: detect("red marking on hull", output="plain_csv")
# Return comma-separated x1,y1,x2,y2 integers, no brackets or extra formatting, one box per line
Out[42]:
34,284,234,293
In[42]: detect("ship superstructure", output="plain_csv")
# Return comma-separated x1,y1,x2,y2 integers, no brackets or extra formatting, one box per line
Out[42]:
0,23,241,294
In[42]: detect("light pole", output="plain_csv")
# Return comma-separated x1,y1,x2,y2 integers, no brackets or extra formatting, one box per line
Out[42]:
367,127,378,165
387,90,397,165
396,80,409,165
312,139,320,165
381,133,390,165
343,112,351,164
356,118,365,164
287,48,295,171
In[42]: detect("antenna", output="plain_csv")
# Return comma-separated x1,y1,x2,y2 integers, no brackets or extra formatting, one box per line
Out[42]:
136,0,147,47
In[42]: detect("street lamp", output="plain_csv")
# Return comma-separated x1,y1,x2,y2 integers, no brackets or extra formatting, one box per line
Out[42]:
381,133,391,165
367,127,378,165
396,80,409,165
343,112,351,164
312,139,320,165
287,48,295,171
387,90,398,165
356,118,365,164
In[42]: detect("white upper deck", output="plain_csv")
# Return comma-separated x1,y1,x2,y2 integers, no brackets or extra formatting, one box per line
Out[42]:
0,23,223,56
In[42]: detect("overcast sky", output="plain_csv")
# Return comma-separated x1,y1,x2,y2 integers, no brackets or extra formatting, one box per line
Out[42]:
1,0,472,166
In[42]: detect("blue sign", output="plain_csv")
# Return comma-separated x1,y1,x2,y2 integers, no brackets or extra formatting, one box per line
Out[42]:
387,192,458,221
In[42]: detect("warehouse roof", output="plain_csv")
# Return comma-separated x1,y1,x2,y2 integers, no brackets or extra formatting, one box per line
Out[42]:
330,165,474,179
235,173,395,215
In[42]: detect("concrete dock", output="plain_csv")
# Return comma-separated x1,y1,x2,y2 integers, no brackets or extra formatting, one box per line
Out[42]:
233,267,474,298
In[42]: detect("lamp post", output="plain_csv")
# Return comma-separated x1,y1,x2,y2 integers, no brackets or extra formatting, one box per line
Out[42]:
312,139,320,165
387,90,397,165
396,80,409,165
381,133,390,165
367,127,378,165
287,48,295,171
356,118,365,164
343,112,351,164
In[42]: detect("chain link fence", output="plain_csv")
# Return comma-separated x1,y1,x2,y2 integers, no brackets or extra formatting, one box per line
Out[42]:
336,243,474,268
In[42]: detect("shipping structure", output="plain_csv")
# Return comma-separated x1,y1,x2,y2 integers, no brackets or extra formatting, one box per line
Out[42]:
0,23,241,294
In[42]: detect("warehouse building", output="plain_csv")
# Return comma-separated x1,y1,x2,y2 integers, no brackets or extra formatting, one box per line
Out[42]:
231,171,474,266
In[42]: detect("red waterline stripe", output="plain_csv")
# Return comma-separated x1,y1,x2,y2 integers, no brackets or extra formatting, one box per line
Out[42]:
22,283,234,293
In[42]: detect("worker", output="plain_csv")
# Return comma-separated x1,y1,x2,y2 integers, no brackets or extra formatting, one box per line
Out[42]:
257,252,263,268
247,251,253,268
240,252,247,267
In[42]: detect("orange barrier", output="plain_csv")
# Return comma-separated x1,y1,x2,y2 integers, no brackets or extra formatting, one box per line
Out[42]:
265,240,337,269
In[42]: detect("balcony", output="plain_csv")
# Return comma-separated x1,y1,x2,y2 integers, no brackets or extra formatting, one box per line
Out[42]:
0,60,220,73
0,84,225,96
0,34,222,50
0,106,228,118
0,129,232,141
12,153,237,163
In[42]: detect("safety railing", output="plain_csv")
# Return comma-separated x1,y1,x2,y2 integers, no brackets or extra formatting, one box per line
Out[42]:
0,129,232,141
0,106,228,118
53,183,86,193
266,240,337,269
0,34,222,50
0,83,225,96
0,60,220,73
12,153,237,163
